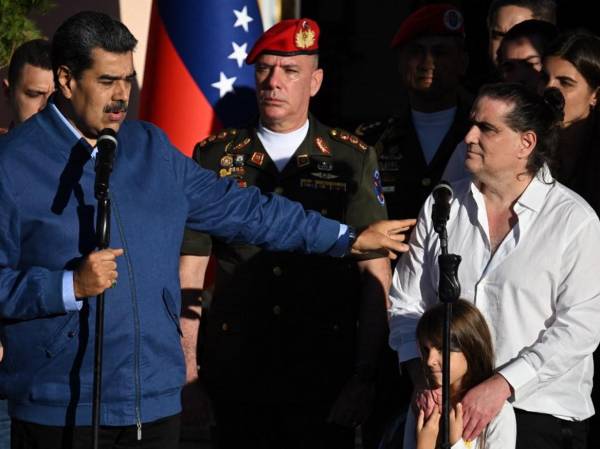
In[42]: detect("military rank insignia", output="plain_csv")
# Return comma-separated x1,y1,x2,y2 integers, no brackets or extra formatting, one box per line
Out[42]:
373,169,386,206
233,137,251,152
297,154,310,167
315,137,331,155
250,152,265,166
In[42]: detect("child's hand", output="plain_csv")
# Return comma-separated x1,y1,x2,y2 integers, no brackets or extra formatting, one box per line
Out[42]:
450,402,464,445
416,406,440,449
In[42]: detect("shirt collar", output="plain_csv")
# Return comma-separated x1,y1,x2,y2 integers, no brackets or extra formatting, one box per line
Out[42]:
515,165,554,213
469,164,554,214
48,98,97,157
49,100,83,140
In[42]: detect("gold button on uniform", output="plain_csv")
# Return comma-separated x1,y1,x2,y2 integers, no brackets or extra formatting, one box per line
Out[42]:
421,178,431,187
273,266,283,276
221,322,229,331
274,187,284,195
320,208,328,216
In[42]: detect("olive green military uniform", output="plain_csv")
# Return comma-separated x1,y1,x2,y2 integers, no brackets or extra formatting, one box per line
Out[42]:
181,116,387,448
357,90,473,220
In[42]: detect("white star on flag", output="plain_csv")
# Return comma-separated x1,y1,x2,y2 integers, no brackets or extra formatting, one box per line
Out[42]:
211,72,237,98
228,42,248,68
233,6,253,32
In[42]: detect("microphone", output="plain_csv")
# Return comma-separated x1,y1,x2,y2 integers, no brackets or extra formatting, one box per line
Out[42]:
94,128,117,199
431,181,453,235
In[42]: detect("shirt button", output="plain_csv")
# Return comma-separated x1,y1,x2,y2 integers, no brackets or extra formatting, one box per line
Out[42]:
272,266,283,276
273,305,281,316
221,322,229,332
421,177,431,187
274,187,284,195
321,208,328,216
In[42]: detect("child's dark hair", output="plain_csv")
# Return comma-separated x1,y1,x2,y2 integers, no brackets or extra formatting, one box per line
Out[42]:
416,299,495,396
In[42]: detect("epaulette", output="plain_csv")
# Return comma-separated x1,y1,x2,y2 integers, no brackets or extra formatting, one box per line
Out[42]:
355,120,385,138
196,128,239,149
329,128,369,152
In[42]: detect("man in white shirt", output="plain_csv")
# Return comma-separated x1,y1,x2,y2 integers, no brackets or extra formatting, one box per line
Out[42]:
389,83,600,449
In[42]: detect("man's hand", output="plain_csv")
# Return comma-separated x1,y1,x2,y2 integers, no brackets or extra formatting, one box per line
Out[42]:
416,406,440,449
352,219,416,259
327,375,375,428
414,386,442,418
461,373,512,441
74,248,123,298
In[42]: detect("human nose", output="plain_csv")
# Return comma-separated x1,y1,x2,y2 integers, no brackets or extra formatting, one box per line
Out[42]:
419,48,435,68
546,77,558,89
464,125,478,144
113,80,130,101
427,347,441,368
265,67,282,89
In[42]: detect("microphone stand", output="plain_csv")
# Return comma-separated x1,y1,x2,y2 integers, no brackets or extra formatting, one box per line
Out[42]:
434,212,461,449
92,143,113,449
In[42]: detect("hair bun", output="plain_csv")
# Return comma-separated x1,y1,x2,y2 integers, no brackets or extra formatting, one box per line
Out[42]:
542,87,565,123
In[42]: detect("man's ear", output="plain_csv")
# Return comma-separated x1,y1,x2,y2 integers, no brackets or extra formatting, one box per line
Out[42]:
519,130,537,159
590,87,599,109
57,65,74,99
2,78,9,99
310,68,323,97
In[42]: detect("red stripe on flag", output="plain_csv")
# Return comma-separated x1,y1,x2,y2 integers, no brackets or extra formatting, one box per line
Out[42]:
139,4,222,156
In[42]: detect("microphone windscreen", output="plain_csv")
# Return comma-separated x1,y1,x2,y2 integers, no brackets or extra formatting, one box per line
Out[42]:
432,180,453,202
97,128,118,152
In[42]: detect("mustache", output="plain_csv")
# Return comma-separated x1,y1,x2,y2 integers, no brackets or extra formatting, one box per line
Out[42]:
103,100,128,113
258,90,285,102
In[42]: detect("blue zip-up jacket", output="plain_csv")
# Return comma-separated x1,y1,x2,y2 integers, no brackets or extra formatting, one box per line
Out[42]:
0,106,342,426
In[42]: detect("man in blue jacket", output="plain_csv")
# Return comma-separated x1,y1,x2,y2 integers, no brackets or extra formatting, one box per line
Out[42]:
0,11,412,449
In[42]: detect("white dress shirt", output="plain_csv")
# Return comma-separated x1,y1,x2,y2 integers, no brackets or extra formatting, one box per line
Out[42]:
403,401,516,449
389,168,600,420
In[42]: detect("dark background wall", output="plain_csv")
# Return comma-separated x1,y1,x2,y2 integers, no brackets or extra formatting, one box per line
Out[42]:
300,0,600,131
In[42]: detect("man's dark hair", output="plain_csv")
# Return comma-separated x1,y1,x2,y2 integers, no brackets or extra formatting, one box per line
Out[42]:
7,39,52,89
51,11,137,84
477,82,564,174
487,0,557,29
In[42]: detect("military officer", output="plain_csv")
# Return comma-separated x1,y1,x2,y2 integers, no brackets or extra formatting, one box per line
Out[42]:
179,18,397,449
357,4,473,221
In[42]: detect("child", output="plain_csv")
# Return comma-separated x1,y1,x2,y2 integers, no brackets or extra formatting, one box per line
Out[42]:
406,300,516,449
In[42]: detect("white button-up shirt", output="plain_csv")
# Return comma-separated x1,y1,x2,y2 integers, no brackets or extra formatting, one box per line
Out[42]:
389,168,600,420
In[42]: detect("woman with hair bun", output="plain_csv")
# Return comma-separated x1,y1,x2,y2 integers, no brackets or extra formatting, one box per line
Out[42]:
389,82,600,449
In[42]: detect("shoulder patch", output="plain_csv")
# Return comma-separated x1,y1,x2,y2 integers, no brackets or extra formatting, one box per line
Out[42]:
329,128,369,152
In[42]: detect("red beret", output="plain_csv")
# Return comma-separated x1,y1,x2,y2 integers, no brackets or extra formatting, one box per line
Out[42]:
391,4,465,49
246,18,320,64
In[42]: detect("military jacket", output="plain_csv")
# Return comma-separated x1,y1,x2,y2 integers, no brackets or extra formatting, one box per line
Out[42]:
360,92,473,219
182,117,388,403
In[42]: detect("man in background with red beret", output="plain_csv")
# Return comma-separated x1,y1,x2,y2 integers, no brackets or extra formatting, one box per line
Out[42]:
358,3,472,221
179,18,403,449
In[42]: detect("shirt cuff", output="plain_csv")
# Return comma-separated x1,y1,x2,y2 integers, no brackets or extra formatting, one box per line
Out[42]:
498,357,538,400
327,224,349,257
62,271,82,311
